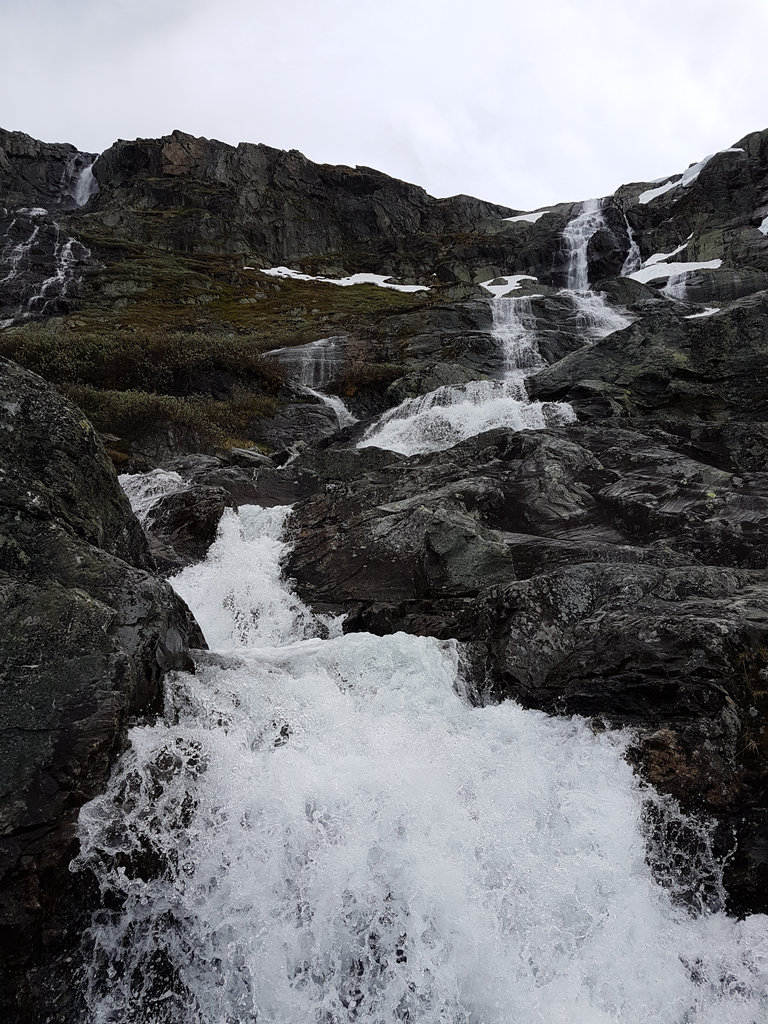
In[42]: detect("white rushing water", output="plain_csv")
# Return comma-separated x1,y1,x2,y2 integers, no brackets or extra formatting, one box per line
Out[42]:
74,160,99,207
559,199,633,340
118,468,188,524
620,216,642,277
268,337,358,429
358,296,575,456
73,500,768,1024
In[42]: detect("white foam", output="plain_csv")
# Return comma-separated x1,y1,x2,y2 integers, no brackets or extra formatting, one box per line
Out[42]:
358,295,575,456
73,504,768,1024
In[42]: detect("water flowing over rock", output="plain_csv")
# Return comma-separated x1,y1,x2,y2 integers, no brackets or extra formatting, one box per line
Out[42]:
359,295,575,454
69,501,768,1023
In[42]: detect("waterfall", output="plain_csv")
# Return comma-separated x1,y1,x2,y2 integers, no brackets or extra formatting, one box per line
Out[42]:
268,337,357,428
74,160,99,207
562,198,605,292
358,296,575,456
118,468,188,524
559,200,633,340
621,216,642,276
71,497,768,1023
300,385,358,429
25,227,92,315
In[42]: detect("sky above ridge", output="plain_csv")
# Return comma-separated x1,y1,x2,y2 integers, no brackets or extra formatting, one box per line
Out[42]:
3,0,767,211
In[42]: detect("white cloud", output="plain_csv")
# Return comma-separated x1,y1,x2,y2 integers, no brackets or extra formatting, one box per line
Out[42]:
1,0,767,209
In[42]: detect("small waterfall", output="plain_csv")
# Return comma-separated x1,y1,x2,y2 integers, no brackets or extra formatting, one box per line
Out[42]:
119,469,188,524
0,221,41,286
663,273,691,302
358,297,575,456
74,160,99,207
71,498,768,1023
268,337,357,428
562,197,605,292
559,199,632,341
621,216,642,277
300,385,358,429
25,226,92,315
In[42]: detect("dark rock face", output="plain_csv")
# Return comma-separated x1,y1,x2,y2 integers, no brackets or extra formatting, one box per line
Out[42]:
88,130,514,267
0,358,204,1019
529,293,768,431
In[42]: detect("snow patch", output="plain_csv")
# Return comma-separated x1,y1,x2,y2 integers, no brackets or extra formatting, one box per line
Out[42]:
628,259,722,285
478,275,538,297
684,307,721,319
261,267,429,292
638,149,745,204
504,210,551,224
758,216,768,236
644,239,690,266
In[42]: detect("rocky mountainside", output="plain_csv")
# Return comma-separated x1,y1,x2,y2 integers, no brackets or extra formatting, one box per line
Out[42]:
2,124,768,1017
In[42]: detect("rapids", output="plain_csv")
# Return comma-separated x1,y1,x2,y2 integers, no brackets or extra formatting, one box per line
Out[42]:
72,502,768,1024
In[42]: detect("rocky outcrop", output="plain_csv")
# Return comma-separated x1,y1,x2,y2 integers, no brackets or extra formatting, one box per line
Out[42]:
0,128,96,211
85,130,514,268
0,358,204,1019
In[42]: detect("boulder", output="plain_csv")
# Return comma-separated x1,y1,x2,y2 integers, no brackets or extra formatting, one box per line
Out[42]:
0,358,205,1019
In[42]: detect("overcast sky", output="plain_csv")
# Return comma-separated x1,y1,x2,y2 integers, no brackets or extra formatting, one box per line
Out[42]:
2,0,767,210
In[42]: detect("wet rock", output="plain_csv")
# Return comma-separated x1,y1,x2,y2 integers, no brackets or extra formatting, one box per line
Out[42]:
0,358,204,1019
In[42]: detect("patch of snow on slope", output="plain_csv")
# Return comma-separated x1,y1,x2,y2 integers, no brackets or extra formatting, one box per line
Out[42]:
759,216,768,236
644,239,691,266
261,267,429,292
504,210,551,224
638,149,745,204
628,259,722,285
478,275,538,297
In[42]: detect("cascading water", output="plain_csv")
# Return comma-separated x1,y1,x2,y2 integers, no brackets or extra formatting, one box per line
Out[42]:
559,199,632,340
620,215,642,277
268,337,358,428
72,497,768,1023
118,468,189,524
26,227,91,314
74,160,99,207
357,296,575,456
563,198,605,292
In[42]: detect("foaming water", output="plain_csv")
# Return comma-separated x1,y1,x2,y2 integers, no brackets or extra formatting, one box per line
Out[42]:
357,378,574,456
73,503,768,1023
561,288,633,340
559,199,633,340
267,337,357,429
358,296,575,456
119,468,188,524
